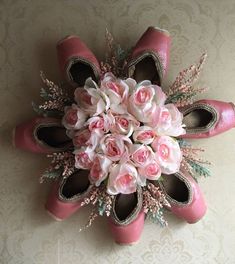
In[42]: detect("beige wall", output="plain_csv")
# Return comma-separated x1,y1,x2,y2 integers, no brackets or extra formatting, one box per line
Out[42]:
0,0,235,263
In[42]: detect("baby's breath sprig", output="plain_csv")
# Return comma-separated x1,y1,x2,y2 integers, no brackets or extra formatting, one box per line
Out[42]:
143,183,170,227
100,29,129,78
166,53,208,107
179,140,211,180
79,185,114,231
40,151,75,183
32,72,72,117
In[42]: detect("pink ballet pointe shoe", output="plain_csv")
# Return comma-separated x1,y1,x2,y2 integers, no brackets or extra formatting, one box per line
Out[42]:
155,170,207,224
180,99,235,139
108,187,145,245
45,170,92,221
127,26,171,85
57,35,100,86
13,117,71,154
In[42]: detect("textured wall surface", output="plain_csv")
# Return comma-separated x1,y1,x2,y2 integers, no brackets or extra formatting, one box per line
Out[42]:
1,0,235,263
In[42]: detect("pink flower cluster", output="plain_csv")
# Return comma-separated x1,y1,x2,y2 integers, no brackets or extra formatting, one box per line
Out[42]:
62,73,185,195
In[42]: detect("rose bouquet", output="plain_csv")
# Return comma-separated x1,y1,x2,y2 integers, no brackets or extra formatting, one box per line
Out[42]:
62,73,185,195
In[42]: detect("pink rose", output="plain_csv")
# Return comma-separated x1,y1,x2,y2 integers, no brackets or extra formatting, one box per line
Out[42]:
128,81,155,122
110,114,140,136
85,113,113,133
151,104,185,136
101,73,129,102
134,86,153,106
130,144,153,167
133,126,156,144
138,160,161,184
107,163,138,195
100,134,130,162
89,154,112,186
128,81,166,123
72,129,91,148
74,148,93,170
62,104,87,130
87,116,105,130
74,88,92,110
101,73,132,114
74,78,110,116
152,136,182,174
153,84,167,106
85,129,104,155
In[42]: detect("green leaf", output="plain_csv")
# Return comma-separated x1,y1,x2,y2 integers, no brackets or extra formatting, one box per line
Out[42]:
98,200,106,216
157,176,164,182
147,208,167,227
31,101,44,115
177,138,191,147
166,91,197,105
40,87,52,100
115,44,131,63
40,168,62,182
115,45,125,61
187,159,211,178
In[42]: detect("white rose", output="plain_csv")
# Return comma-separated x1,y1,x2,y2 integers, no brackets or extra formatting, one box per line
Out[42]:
100,134,131,162
129,144,154,167
62,104,87,130
133,126,156,144
74,147,93,170
89,154,112,186
152,104,186,137
110,113,140,137
138,159,162,185
128,81,166,124
107,163,138,195
101,72,130,114
128,81,155,123
151,136,182,174
74,78,110,116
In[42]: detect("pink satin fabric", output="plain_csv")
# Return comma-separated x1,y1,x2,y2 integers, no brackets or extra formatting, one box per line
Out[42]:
108,210,145,245
129,27,171,76
57,35,100,82
14,117,63,154
181,99,235,138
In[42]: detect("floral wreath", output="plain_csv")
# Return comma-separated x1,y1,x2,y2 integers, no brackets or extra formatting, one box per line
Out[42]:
32,30,211,229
